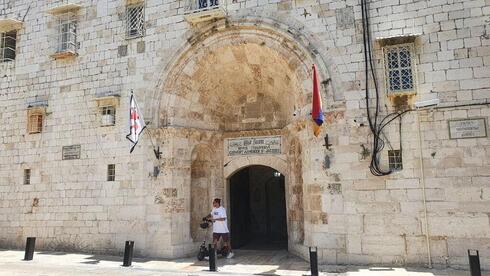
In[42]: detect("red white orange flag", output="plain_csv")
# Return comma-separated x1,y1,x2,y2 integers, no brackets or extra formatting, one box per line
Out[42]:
126,91,146,153
311,64,324,137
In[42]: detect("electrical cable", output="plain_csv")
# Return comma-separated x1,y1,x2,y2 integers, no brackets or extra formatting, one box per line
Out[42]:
361,0,411,176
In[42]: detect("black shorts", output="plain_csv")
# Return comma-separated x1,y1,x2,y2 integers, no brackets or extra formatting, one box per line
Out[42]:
213,233,229,242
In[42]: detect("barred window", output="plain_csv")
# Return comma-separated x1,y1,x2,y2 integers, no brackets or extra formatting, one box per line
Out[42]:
0,30,16,62
24,169,31,185
102,106,115,116
388,150,403,171
101,106,116,126
384,44,415,94
126,4,145,38
28,114,43,134
57,14,77,53
107,164,115,181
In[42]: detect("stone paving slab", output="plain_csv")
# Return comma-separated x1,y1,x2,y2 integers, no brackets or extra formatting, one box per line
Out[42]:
0,249,487,276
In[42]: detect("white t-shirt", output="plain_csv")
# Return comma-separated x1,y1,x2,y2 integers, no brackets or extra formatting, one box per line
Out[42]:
211,206,229,233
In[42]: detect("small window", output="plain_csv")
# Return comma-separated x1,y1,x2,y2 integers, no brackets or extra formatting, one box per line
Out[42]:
0,30,16,62
107,164,115,181
102,106,115,116
57,14,77,53
24,169,31,185
388,150,403,171
126,4,145,38
28,114,43,134
101,106,116,126
383,44,416,94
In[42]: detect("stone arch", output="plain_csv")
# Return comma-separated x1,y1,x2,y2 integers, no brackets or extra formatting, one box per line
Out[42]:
148,18,341,128
223,155,288,180
190,144,214,242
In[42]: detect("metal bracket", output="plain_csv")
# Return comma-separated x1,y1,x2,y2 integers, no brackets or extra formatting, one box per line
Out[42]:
323,134,332,150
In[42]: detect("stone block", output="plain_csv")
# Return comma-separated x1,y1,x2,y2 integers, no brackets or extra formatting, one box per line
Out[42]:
355,202,401,214
361,235,405,255
352,179,386,190
386,178,420,189
428,215,490,237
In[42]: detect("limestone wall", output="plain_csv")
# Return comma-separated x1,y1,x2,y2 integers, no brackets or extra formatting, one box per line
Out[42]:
0,0,489,269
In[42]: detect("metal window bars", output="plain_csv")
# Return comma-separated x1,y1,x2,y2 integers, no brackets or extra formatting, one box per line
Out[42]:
388,150,403,171
24,169,31,185
126,4,145,38
56,13,77,54
107,164,116,181
0,30,16,62
384,44,416,94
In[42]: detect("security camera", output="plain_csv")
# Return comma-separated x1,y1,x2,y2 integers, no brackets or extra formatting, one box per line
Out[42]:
414,98,440,109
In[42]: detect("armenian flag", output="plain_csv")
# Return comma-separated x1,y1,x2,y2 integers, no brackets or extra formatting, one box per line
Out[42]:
311,64,323,137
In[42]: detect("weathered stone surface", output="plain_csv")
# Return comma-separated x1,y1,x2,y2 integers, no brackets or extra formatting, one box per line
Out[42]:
0,0,488,271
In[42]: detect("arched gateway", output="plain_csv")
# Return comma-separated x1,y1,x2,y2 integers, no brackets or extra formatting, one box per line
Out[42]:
146,21,335,258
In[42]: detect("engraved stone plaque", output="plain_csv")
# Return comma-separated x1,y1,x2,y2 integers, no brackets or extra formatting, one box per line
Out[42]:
227,136,281,156
448,118,487,139
62,145,81,160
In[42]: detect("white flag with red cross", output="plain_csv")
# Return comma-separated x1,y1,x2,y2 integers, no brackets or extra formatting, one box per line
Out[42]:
126,91,146,153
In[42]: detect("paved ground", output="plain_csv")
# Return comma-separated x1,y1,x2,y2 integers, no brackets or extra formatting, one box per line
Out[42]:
0,249,486,276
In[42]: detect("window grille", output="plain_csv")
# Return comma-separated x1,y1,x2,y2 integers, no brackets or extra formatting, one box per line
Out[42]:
57,14,77,53
28,114,43,134
24,169,31,185
126,4,145,38
0,30,16,62
107,164,115,181
383,44,416,94
388,150,403,171
102,106,116,116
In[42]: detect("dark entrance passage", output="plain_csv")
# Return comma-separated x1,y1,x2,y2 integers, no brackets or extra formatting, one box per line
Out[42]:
229,165,287,250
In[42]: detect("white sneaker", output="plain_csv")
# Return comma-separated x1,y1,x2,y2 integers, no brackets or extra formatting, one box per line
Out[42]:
226,252,234,259
204,256,209,260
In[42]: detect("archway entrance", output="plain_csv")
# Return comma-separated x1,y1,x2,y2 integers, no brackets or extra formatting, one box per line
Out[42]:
229,165,288,250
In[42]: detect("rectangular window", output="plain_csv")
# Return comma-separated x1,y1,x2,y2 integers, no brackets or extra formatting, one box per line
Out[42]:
126,4,145,38
384,44,416,94
107,164,115,181
58,15,77,53
0,30,16,62
101,106,116,126
388,150,403,171
28,114,43,134
102,106,115,116
24,169,31,185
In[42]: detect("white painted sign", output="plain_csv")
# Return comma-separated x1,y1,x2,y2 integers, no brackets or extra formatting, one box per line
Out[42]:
448,118,487,139
227,136,281,156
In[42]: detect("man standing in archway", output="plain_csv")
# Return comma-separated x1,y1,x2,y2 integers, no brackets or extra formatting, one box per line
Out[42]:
206,198,234,259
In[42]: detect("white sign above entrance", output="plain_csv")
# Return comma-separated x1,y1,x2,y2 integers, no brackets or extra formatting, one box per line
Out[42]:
227,136,282,156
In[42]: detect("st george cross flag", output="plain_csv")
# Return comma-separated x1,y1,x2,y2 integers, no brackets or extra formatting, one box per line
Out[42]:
126,91,146,153
311,64,324,137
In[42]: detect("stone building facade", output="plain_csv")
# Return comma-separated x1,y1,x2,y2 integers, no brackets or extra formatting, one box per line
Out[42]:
0,0,489,270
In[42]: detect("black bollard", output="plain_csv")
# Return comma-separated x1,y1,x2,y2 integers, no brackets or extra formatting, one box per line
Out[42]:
309,246,319,276
24,237,36,261
468,249,481,276
208,244,217,272
122,241,134,267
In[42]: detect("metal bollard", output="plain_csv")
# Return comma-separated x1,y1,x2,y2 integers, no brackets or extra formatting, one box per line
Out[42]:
24,237,36,261
208,244,217,272
468,249,481,276
122,241,134,267
309,246,319,276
